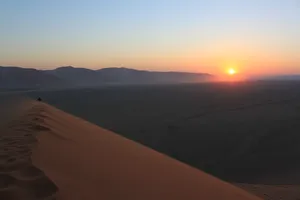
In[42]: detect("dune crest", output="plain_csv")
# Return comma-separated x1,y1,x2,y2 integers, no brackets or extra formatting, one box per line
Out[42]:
0,102,57,200
0,100,263,199
18,102,259,200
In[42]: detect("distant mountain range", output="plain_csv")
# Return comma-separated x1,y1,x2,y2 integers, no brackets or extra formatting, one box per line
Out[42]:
0,66,213,89
0,66,68,89
259,74,300,81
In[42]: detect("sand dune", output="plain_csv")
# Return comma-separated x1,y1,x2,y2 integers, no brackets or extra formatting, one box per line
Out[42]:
2,99,300,200
237,184,300,200
0,101,57,199
4,99,299,200
0,100,262,200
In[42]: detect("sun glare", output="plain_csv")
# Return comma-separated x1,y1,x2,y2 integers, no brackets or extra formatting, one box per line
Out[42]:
227,68,236,75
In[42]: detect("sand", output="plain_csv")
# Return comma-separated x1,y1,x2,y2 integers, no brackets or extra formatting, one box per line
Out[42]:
0,101,57,199
0,100,263,200
5,99,299,200
3,101,300,200
237,184,300,200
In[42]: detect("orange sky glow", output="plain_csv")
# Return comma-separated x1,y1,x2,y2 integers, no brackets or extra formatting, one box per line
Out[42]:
1,1,299,78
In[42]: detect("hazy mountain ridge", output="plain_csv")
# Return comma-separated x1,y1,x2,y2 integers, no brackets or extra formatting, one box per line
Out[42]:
48,66,213,85
45,66,100,86
96,67,213,84
1,66,213,89
2,66,299,90
0,66,67,89
261,74,300,81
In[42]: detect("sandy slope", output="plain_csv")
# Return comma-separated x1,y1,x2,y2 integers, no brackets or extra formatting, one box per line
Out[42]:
4,100,291,200
237,184,300,200
0,101,57,199
18,102,259,200
2,100,300,200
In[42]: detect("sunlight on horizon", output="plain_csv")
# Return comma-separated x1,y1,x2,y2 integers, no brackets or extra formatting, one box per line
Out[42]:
227,68,237,76
1,1,299,76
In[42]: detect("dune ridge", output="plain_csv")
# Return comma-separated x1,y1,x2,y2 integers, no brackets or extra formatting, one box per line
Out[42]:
0,101,57,200
0,100,263,200
237,184,300,200
26,101,260,200
3,100,300,199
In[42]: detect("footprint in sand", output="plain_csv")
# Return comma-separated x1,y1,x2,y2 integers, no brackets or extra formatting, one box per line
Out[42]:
0,154,10,160
22,175,58,199
7,157,17,163
0,174,16,188
12,165,44,180
0,174,25,200
0,159,28,172
10,165,58,199
33,124,51,132
0,185,33,200
16,148,31,155
0,159,58,199
7,141,18,145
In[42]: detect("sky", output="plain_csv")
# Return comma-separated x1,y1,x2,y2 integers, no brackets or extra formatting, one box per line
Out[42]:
1,0,299,77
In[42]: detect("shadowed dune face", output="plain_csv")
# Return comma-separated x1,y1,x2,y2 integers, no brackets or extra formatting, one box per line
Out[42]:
237,184,300,200
0,96,31,127
0,102,57,200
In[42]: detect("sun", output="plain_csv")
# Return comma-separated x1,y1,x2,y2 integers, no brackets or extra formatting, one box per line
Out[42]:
227,68,236,75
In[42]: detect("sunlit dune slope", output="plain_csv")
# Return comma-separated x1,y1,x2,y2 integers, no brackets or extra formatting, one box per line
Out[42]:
26,102,261,200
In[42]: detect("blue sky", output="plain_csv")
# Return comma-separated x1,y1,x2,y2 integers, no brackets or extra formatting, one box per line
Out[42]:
1,0,299,75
